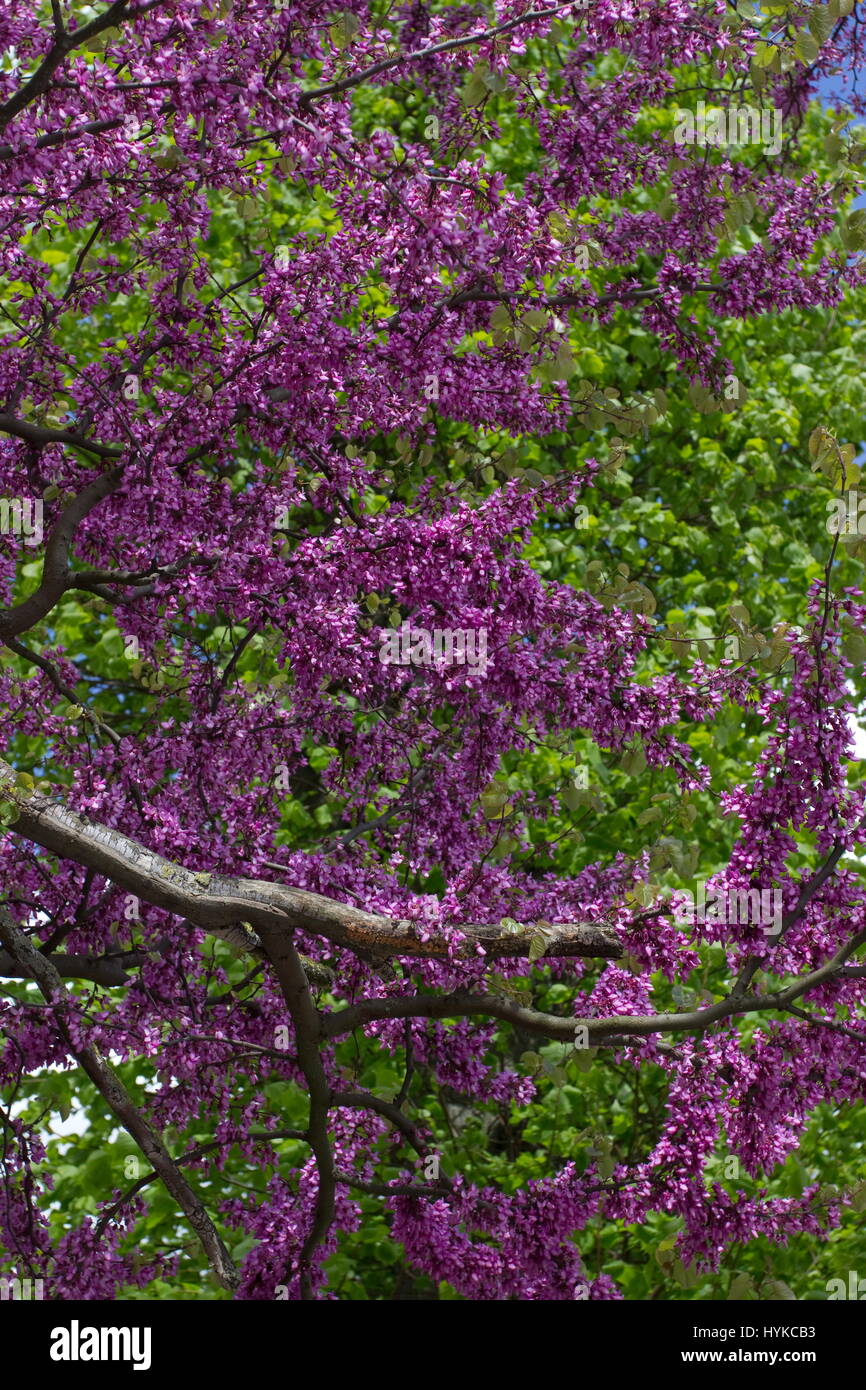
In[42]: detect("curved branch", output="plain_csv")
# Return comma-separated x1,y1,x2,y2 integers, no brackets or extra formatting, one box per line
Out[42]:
0,468,124,639
336,1173,447,1199
0,760,621,964
0,115,124,160
0,413,123,460
323,925,866,1044
731,839,848,999
331,1089,427,1157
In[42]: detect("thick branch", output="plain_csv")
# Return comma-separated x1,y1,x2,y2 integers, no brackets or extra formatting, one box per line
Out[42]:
336,1173,446,1199
255,923,335,1301
95,1127,310,1235
0,760,621,964
0,115,123,160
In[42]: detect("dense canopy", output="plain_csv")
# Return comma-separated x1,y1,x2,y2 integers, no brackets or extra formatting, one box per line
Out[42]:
1,0,866,1302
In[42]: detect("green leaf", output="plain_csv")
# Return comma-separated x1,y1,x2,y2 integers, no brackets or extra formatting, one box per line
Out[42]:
461,72,489,108
329,11,360,49
849,1181,866,1212
809,425,835,461
810,5,836,45
655,1238,676,1268
841,209,866,251
754,42,779,68
479,785,512,818
620,742,646,776
528,932,548,964
498,916,523,935
824,132,845,162
629,880,658,908
762,1278,797,1301
794,30,821,64
561,784,591,812
673,1258,698,1289
728,602,751,628
688,380,716,411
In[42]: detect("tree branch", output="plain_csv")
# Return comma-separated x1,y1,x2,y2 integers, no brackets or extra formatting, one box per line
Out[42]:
0,948,152,987
323,925,866,1044
254,922,335,1301
0,468,124,640
299,2,576,108
0,413,123,460
332,1089,427,1157
0,1,168,132
0,905,239,1292
731,838,849,1000
95,1127,310,1236
0,759,621,964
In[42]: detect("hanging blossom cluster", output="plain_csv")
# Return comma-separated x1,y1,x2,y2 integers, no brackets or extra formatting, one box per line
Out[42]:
0,0,864,1299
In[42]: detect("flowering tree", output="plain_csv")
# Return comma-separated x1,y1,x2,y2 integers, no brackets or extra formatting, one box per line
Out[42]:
2,0,866,1302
